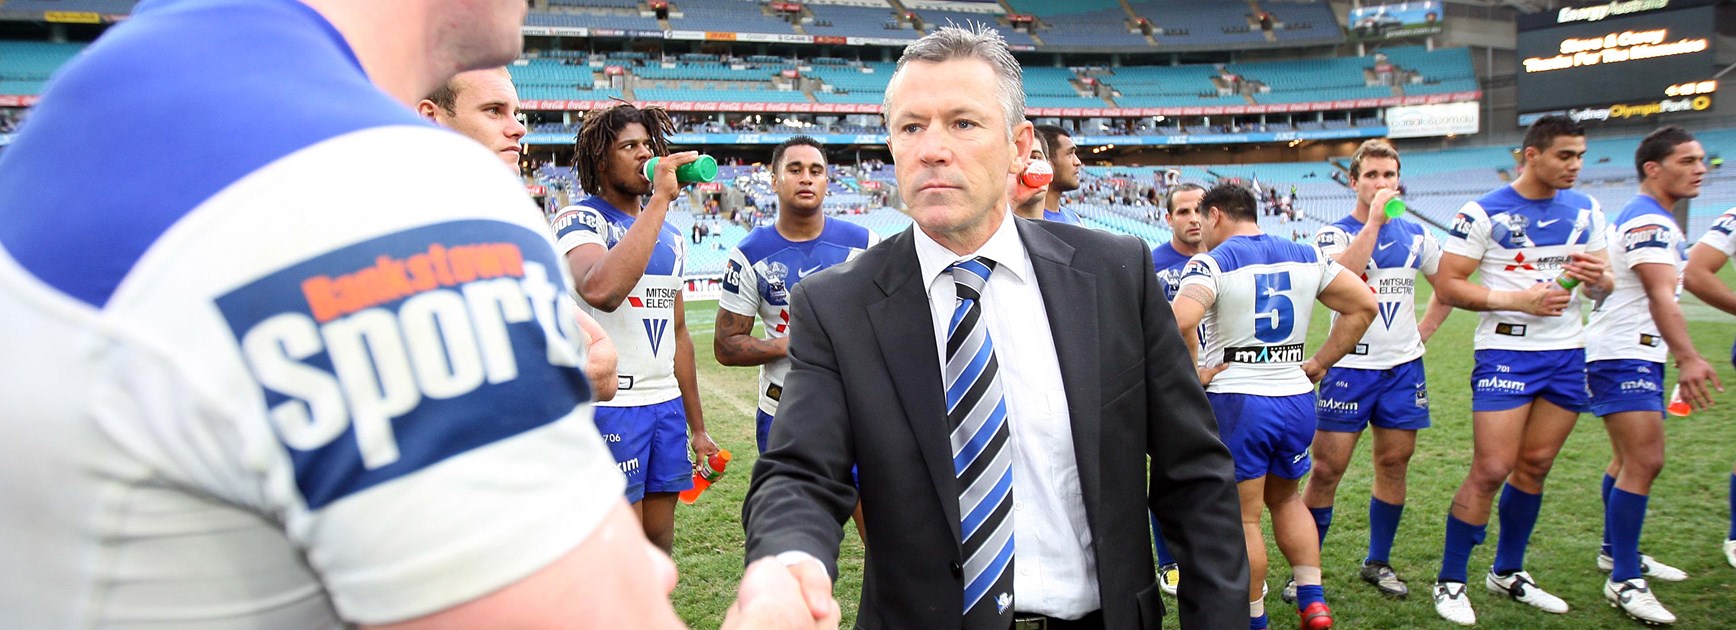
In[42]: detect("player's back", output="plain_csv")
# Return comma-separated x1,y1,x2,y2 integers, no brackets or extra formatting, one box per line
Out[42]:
1182,234,1337,396
0,0,620,626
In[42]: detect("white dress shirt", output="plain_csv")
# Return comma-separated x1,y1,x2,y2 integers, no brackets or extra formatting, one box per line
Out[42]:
913,210,1099,618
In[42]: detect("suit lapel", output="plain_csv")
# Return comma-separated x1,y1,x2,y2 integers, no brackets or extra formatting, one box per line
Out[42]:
867,229,962,540
1019,220,1103,528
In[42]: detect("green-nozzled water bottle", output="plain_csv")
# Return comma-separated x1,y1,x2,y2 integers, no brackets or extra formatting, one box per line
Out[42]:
1383,197,1405,219
644,154,718,184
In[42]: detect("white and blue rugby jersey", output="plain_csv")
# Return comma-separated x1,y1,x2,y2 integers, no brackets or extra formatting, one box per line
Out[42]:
552,197,688,407
1444,185,1607,351
1151,241,1193,301
0,0,622,626
1314,215,1442,369
719,219,878,416
1178,234,1345,396
1587,195,1685,363
1695,206,1736,258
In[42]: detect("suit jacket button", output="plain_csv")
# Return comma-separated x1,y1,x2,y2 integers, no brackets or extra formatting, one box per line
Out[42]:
950,561,963,577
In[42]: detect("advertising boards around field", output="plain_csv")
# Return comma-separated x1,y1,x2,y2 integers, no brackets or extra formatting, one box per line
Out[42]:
1384,101,1480,138
1347,1,1444,41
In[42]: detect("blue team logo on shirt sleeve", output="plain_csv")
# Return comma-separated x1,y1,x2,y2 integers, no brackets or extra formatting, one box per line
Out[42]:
1623,225,1671,252
214,221,592,510
1712,213,1736,236
551,207,605,242
1181,259,1212,280
1448,212,1475,240
722,259,743,295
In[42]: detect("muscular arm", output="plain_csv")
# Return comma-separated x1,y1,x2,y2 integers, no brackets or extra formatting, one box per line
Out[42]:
566,201,677,312
1172,283,1213,365
714,309,790,367
1306,269,1377,376
1684,243,1736,316
1636,261,1722,407
576,310,618,402
1574,247,1615,302
672,292,717,459
1432,252,1569,314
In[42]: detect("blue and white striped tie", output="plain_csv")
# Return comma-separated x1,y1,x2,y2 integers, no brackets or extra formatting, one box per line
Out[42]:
945,257,1014,628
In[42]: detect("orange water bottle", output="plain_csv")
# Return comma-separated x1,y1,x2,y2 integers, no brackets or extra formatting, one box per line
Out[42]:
680,449,733,504
1666,384,1692,417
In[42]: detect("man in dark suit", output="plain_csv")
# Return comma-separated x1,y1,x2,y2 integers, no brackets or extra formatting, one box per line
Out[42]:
742,25,1248,630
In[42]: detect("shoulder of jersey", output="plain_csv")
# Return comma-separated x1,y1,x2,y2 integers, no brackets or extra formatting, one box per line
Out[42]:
0,0,428,309
828,218,875,246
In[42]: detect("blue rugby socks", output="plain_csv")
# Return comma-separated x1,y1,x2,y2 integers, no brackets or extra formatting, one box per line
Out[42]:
1366,498,1403,565
1491,484,1542,576
1607,487,1649,581
1439,513,1486,583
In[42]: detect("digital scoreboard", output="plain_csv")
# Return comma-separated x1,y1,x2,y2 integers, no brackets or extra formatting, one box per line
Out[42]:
1515,0,1717,125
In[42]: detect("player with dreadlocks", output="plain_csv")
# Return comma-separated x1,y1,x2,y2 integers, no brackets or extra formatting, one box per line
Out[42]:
551,102,719,556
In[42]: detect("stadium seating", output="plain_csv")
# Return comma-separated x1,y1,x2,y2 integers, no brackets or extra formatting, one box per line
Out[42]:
525,11,660,30
802,4,908,39
1036,9,1150,49
636,88,809,103
1003,0,1123,18
549,0,641,8
1133,1,1269,47
668,0,796,34
0,0,137,14
0,41,81,83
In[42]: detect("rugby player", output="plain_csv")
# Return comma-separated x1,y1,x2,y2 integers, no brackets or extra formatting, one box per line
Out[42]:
1035,123,1085,225
418,67,619,401
1584,125,1719,625
1173,183,1376,630
553,103,720,556
1300,140,1450,600
1429,114,1612,625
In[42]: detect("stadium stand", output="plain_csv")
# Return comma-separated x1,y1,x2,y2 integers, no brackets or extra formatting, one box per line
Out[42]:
1035,8,1150,49
801,3,908,38
525,11,660,30
668,0,797,34
1133,0,1270,47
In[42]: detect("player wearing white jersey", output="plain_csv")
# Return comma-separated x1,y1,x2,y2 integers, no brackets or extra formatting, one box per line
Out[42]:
1300,140,1451,600
1584,126,1720,625
0,0,823,628
715,136,877,544
555,103,719,557
416,67,619,402
715,137,880,449
1429,115,1614,626
1173,183,1375,630
1684,205,1736,573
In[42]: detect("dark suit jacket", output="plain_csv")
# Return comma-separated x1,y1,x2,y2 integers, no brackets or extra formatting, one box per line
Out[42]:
743,218,1247,629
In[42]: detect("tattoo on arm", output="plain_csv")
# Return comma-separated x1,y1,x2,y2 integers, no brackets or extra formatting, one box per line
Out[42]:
715,310,786,366
1177,283,1217,311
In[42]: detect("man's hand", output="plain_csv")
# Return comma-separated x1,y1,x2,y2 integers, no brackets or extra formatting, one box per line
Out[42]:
1675,355,1725,411
1561,251,1607,287
691,430,721,465
1301,358,1327,383
721,558,840,630
1514,281,1573,317
650,151,703,203
1196,363,1228,387
1366,188,1398,228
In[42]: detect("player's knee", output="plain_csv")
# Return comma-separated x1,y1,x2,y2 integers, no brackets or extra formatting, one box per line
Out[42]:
1513,454,1555,482
1373,448,1413,477
1467,459,1514,491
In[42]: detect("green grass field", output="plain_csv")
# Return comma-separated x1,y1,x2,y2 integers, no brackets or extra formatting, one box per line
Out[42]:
670,286,1736,629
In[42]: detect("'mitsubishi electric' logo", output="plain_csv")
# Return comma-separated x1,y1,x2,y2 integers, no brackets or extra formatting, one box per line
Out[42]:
217,221,589,510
